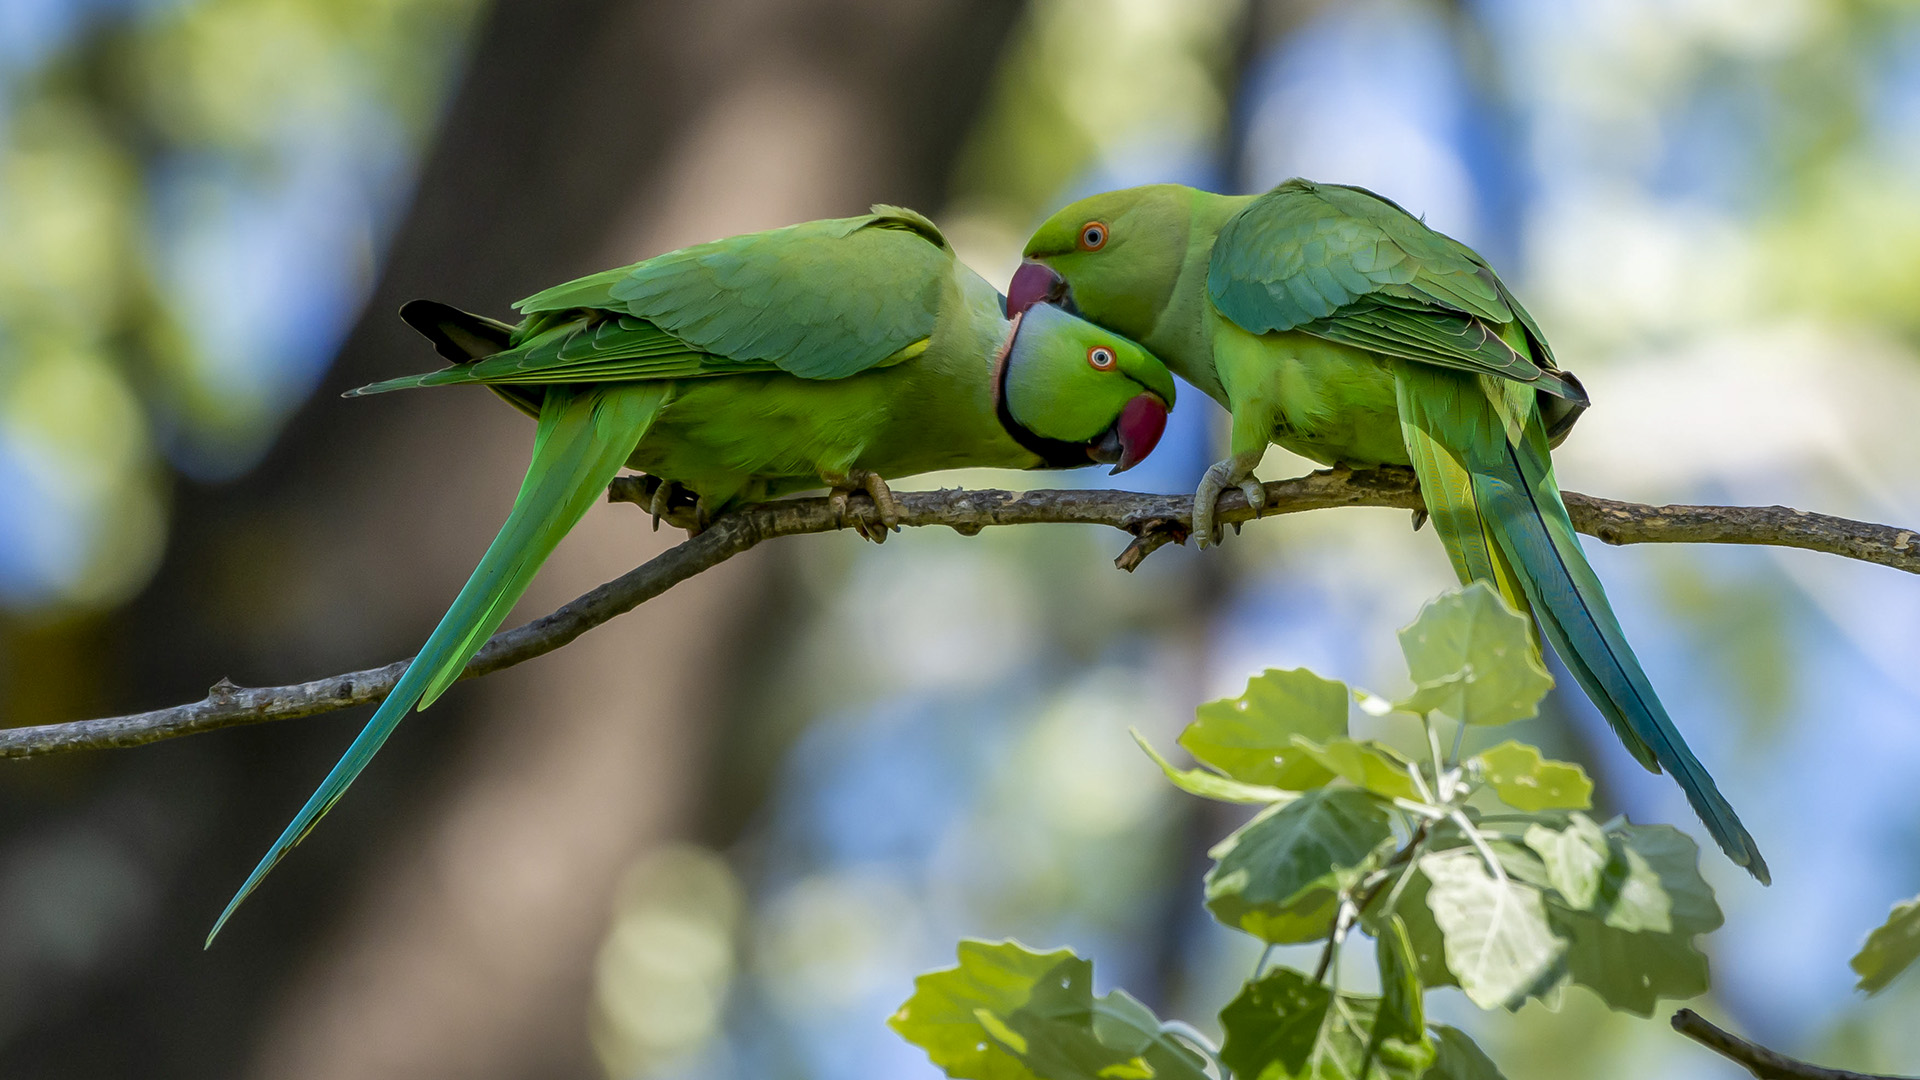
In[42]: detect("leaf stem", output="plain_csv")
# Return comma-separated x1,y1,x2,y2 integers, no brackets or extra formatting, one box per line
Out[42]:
1424,714,1451,802
1312,896,1362,986
1451,809,1508,885
1160,1018,1229,1079
1376,830,1431,923
1391,798,1448,820
1253,943,1277,980
1405,761,1437,806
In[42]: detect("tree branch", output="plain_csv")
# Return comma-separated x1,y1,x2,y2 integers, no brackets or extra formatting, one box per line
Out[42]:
4,466,1912,760
1671,1009,1913,1080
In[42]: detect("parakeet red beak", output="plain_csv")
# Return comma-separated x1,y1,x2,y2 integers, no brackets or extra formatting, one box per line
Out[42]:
1008,261,1068,316
1089,393,1169,474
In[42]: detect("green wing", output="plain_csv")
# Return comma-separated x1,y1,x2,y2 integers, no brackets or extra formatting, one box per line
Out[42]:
1206,180,1583,402
353,205,952,396
516,204,951,380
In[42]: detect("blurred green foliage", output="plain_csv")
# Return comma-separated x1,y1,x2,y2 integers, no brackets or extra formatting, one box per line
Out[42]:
940,0,1241,284
1851,893,1920,995
0,0,478,611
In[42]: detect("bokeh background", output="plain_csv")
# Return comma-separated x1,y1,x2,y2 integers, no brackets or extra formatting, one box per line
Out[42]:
0,0,1916,1076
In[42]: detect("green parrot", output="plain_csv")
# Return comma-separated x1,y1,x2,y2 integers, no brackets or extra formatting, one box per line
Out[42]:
209,205,1176,941
1015,179,1767,884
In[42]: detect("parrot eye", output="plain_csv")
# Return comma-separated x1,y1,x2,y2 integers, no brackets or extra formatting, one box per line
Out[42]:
1087,345,1116,370
1078,221,1108,251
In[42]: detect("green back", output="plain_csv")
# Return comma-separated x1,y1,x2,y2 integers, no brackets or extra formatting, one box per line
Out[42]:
1206,180,1575,397
518,205,952,380
351,207,955,397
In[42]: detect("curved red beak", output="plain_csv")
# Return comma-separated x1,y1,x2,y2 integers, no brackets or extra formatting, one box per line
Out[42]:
1109,393,1168,474
1008,260,1068,316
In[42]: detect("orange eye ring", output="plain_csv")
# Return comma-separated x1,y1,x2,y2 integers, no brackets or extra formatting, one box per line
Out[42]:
1077,221,1109,251
1087,345,1116,370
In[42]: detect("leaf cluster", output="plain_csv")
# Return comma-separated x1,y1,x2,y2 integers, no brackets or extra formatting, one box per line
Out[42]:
895,585,1729,1080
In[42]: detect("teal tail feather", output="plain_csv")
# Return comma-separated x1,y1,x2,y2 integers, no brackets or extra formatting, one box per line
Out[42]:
1398,366,1769,884
208,382,668,944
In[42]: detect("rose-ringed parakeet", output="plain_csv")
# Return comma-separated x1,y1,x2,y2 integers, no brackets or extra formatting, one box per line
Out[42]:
209,205,1176,941
1014,180,1767,883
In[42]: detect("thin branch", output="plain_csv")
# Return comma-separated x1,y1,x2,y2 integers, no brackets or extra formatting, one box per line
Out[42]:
4,466,1913,760
1671,1009,1913,1080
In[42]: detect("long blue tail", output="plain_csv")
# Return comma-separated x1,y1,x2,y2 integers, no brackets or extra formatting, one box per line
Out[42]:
208,383,668,943
1400,367,1768,884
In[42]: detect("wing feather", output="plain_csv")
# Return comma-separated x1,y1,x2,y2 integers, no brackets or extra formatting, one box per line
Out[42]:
363,207,955,397
1207,179,1583,403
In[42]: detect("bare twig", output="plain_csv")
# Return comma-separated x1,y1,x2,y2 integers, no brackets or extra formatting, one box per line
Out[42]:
4,465,1913,760
1671,1009,1913,1080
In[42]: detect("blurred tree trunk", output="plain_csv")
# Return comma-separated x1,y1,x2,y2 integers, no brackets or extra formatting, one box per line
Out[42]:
0,2,1023,1079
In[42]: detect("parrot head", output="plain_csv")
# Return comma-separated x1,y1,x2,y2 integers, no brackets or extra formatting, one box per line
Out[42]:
1013,184,1196,342
995,301,1174,474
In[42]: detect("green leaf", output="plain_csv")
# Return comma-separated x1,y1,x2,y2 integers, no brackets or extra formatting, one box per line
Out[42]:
1423,1026,1508,1080
1219,968,1332,1079
1852,894,1920,995
1132,730,1296,805
890,939,1076,1080
1594,841,1671,934
1207,789,1396,944
1328,995,1437,1080
1183,668,1351,788
1396,584,1554,726
1011,960,1211,1080
890,941,1209,1080
1472,742,1592,811
1368,866,1457,991
1599,824,1718,936
1523,814,1609,910
1291,736,1426,802
1375,916,1427,1047
1420,849,1565,1009
1544,824,1722,1016
1484,837,1555,893
1219,968,1434,1080
1548,918,1706,1017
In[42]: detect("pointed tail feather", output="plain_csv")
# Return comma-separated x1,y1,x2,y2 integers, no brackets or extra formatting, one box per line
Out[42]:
349,300,544,423
342,367,472,397
1398,366,1768,884
1397,377,1527,614
208,383,669,944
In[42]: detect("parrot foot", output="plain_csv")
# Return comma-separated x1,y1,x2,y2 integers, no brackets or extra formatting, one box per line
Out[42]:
647,478,694,530
1193,451,1267,549
826,469,901,543
637,475,705,535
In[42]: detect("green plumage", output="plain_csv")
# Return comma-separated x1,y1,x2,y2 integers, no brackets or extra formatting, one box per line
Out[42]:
1207,183,1578,398
212,207,1176,941
1025,179,1767,884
